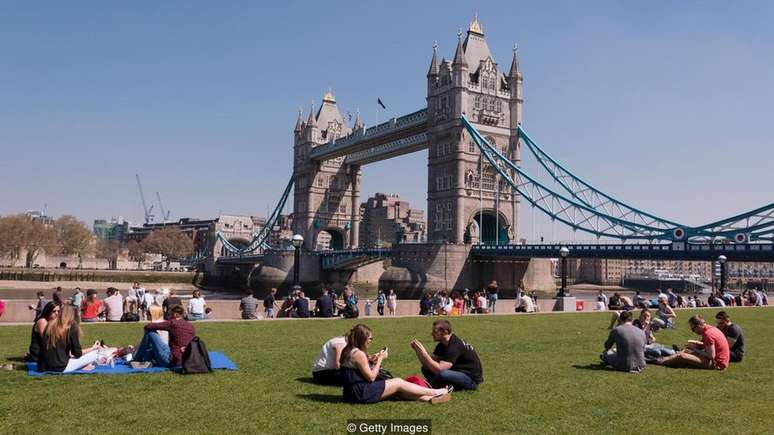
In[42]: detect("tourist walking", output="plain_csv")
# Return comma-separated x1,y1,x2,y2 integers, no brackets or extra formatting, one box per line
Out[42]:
387,289,397,315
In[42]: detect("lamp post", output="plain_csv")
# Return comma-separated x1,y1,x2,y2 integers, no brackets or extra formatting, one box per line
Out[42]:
559,246,570,297
292,234,304,288
718,254,727,292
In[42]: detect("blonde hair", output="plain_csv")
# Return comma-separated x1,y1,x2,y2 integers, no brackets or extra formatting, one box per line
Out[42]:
46,304,81,350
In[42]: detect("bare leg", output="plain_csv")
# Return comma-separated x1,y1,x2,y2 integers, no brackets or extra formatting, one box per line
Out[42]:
608,311,621,329
380,378,446,401
658,351,713,368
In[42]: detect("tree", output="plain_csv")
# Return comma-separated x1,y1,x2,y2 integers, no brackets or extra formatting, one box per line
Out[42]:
142,228,193,269
127,241,147,270
96,239,122,270
54,215,95,268
0,215,25,263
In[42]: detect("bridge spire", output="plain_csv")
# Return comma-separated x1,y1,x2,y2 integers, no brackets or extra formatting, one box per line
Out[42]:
508,43,522,79
452,29,467,68
294,107,304,133
427,41,439,77
306,100,316,126
353,109,363,130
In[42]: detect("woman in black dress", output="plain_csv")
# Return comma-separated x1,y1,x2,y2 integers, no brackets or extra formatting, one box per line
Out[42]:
340,324,452,404
25,301,60,362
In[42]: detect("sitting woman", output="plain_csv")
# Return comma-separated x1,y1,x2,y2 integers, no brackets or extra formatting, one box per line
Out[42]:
340,324,452,404
652,297,677,330
38,305,102,373
25,302,60,362
187,289,207,321
633,309,675,360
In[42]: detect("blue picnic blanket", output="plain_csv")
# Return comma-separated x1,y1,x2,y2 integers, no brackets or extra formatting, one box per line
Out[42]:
26,351,237,376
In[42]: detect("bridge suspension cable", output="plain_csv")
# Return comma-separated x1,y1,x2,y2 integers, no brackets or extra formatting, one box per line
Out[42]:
218,176,294,255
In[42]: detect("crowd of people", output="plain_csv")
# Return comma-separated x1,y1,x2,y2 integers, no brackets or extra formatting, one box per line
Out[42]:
595,287,769,312
310,319,482,404
417,281,538,316
601,309,744,372
22,284,200,373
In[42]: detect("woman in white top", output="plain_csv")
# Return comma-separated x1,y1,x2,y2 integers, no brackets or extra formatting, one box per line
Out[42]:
188,290,206,321
387,290,397,315
311,335,347,385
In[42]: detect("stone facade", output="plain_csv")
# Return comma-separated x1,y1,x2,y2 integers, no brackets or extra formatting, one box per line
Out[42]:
425,18,522,244
359,193,425,247
292,91,360,250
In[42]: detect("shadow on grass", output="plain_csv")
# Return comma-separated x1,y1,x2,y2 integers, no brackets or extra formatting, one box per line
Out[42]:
571,363,611,371
296,393,343,403
295,376,317,384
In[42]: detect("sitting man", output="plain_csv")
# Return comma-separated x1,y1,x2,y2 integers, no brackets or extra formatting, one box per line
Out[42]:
600,310,647,372
315,289,334,318
292,291,310,318
311,335,347,385
411,319,483,391
132,305,195,368
715,311,744,362
655,315,730,370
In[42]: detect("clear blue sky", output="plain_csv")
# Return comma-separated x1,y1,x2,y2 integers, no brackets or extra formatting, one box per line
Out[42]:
1,1,772,240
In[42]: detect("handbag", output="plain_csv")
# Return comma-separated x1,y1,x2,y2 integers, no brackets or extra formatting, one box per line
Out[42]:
376,367,393,380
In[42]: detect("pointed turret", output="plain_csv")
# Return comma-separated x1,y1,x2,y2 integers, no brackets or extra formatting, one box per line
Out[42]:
293,108,304,133
353,110,363,130
508,44,522,79
306,101,316,127
452,30,467,69
427,41,439,77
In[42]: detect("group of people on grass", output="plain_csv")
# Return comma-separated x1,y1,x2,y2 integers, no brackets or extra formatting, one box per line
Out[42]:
601,309,744,372
25,293,198,373
417,281,538,316
596,287,769,312
310,319,482,404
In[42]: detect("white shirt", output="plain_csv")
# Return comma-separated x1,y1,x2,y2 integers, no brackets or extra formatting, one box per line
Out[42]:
477,295,488,309
519,295,535,312
313,336,346,371
189,297,206,314
388,294,397,306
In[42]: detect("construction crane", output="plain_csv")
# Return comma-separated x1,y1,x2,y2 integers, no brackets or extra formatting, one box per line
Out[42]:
156,191,171,222
135,174,154,224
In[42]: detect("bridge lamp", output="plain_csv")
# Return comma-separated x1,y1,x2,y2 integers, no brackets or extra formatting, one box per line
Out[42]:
292,234,304,287
559,246,570,298
718,254,727,292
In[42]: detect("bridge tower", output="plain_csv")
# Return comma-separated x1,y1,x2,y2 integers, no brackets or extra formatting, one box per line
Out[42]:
292,91,361,250
426,17,523,244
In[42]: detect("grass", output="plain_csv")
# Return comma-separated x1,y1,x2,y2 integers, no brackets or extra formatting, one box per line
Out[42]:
1,308,772,435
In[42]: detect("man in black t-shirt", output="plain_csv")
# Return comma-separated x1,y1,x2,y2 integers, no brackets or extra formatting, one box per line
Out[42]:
411,319,483,390
715,311,744,362
263,288,277,318
315,289,334,318
292,291,310,318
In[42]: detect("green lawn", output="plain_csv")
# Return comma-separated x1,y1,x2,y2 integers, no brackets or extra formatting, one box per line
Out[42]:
1,309,772,435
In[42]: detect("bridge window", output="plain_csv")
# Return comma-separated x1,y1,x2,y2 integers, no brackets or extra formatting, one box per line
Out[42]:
474,95,481,109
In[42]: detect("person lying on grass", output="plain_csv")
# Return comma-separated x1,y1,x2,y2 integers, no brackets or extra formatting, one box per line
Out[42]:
653,315,730,370
340,324,452,404
37,304,103,373
412,319,483,391
131,304,195,369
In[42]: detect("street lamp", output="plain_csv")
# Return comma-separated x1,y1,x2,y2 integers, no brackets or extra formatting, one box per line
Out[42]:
292,234,304,287
559,246,570,297
718,254,727,292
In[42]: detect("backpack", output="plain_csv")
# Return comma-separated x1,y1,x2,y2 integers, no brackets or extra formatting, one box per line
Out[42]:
121,312,140,322
181,336,212,374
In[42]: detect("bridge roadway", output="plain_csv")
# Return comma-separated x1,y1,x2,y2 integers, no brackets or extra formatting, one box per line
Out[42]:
309,108,428,164
215,243,774,270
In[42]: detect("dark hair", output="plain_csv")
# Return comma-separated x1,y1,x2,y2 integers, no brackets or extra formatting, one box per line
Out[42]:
52,290,64,304
432,319,452,335
205,307,212,314
40,301,59,320
36,291,44,297
715,311,730,321
243,289,253,296
618,311,633,323
170,305,185,317
340,324,372,366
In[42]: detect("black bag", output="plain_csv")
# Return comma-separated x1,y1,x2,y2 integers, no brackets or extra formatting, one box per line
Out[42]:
181,336,212,374
121,312,140,322
376,367,393,380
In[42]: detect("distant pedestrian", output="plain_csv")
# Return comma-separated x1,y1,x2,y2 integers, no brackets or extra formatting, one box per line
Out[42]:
264,288,278,318
376,290,386,316
387,289,397,315
28,291,48,321
486,280,499,313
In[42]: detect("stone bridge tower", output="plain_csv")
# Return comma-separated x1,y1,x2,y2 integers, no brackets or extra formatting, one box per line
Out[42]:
426,18,523,244
292,91,361,250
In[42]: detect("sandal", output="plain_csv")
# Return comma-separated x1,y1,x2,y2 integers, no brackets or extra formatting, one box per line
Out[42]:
429,386,453,404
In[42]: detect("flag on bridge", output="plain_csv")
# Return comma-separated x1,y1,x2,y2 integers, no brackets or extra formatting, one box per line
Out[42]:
377,98,387,110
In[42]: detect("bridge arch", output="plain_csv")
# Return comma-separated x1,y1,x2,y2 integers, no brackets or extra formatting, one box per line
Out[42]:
468,210,511,244
316,228,346,250
220,237,251,256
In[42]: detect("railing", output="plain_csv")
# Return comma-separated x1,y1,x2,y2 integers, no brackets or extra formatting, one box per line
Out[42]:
346,132,428,164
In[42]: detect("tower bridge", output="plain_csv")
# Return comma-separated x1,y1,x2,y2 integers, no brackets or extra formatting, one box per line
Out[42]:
207,17,774,294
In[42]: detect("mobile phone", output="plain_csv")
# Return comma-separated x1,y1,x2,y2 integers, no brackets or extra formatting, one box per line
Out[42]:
382,346,388,353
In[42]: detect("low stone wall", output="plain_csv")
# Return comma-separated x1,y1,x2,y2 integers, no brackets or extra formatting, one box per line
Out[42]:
0,297,591,323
